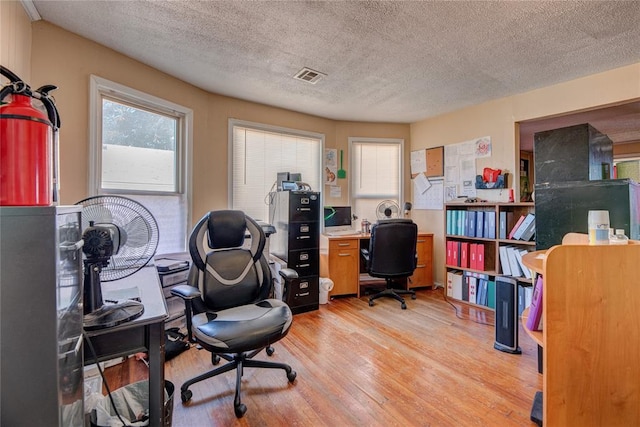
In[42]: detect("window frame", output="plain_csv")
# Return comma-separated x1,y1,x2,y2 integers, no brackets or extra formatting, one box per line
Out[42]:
89,75,193,253
228,118,324,219
89,75,192,196
348,137,405,220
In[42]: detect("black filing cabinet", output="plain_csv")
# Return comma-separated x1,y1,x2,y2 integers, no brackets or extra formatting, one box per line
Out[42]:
269,190,320,314
0,206,84,427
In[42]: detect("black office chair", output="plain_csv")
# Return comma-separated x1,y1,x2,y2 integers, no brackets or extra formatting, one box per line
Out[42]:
361,219,418,309
171,210,297,418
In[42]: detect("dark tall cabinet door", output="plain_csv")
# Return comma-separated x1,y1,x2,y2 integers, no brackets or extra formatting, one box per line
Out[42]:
0,206,84,427
535,179,640,250
533,122,638,250
534,123,613,183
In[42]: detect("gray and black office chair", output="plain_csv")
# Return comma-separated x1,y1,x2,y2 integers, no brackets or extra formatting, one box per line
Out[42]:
361,219,418,309
171,210,297,418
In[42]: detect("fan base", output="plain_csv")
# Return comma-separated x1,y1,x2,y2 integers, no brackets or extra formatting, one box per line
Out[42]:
83,300,145,330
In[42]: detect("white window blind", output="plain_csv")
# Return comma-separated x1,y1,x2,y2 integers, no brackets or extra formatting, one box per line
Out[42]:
231,121,322,222
350,138,403,223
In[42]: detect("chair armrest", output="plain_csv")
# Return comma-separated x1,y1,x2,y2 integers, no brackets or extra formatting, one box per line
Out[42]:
170,284,201,300
169,284,200,343
278,268,298,280
279,268,298,302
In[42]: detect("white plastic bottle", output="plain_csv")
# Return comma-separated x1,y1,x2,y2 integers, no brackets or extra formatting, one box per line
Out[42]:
609,229,629,245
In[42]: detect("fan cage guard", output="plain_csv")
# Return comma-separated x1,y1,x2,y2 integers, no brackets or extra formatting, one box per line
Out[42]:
376,200,400,220
76,195,159,282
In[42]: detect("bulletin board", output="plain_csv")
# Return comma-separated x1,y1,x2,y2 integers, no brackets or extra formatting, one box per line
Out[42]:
411,146,444,178
411,147,445,210
443,136,492,202
425,146,444,177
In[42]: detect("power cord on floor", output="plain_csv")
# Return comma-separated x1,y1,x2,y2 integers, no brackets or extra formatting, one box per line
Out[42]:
441,291,494,327
83,331,136,427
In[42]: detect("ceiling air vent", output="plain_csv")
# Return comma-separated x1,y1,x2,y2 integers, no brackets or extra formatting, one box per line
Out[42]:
294,67,326,84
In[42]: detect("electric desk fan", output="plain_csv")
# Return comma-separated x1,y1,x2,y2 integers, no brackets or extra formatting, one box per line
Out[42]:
76,195,159,330
376,200,400,220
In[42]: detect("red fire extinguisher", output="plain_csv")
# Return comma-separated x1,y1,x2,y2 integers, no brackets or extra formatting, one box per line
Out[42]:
0,66,60,206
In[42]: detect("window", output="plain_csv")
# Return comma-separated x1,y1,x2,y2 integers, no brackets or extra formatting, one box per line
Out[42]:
230,120,322,222
90,75,192,254
614,156,640,180
349,137,404,222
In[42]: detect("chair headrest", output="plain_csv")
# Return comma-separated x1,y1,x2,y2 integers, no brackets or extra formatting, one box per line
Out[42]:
207,210,246,249
375,218,414,226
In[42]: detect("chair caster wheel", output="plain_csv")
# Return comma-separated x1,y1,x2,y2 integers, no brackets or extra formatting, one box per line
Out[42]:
401,303,407,310
266,346,275,356
212,354,220,365
411,294,417,300
368,300,374,307
287,369,297,382
234,403,247,418
181,389,192,403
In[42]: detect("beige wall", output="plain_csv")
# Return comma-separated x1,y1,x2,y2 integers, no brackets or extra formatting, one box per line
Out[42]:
29,22,410,223
13,19,640,286
335,121,413,205
410,63,640,285
614,142,640,159
0,1,32,81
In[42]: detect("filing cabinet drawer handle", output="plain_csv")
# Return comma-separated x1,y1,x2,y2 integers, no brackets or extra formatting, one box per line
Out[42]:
337,243,350,247
416,264,425,268
417,239,426,243
338,253,351,257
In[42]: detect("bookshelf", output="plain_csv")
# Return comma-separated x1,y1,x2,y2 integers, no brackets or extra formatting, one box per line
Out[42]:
521,241,640,426
445,202,535,310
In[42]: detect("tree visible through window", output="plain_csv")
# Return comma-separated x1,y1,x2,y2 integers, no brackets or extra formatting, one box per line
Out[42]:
90,76,192,254
101,98,178,192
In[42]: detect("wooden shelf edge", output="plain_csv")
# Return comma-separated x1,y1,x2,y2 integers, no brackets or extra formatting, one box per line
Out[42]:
446,235,497,242
497,239,536,245
521,306,543,346
522,250,546,274
446,265,497,275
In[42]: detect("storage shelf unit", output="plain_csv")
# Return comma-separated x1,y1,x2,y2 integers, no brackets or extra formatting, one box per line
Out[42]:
445,202,535,310
522,242,640,426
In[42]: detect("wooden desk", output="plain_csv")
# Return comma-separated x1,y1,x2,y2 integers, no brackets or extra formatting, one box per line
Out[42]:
320,232,433,297
84,266,168,427
522,242,640,426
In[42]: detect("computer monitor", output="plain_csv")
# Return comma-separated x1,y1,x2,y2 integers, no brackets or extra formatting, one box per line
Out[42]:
324,206,353,233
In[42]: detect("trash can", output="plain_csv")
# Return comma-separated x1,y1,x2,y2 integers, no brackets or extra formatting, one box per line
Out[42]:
90,380,174,427
319,277,334,304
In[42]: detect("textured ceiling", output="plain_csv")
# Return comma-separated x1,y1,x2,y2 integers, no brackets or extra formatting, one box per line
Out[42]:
30,1,640,131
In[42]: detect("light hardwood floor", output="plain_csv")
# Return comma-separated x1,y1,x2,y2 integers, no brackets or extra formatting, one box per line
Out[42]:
106,288,542,426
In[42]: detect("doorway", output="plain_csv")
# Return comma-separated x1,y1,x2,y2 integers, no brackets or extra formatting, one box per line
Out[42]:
517,99,640,197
